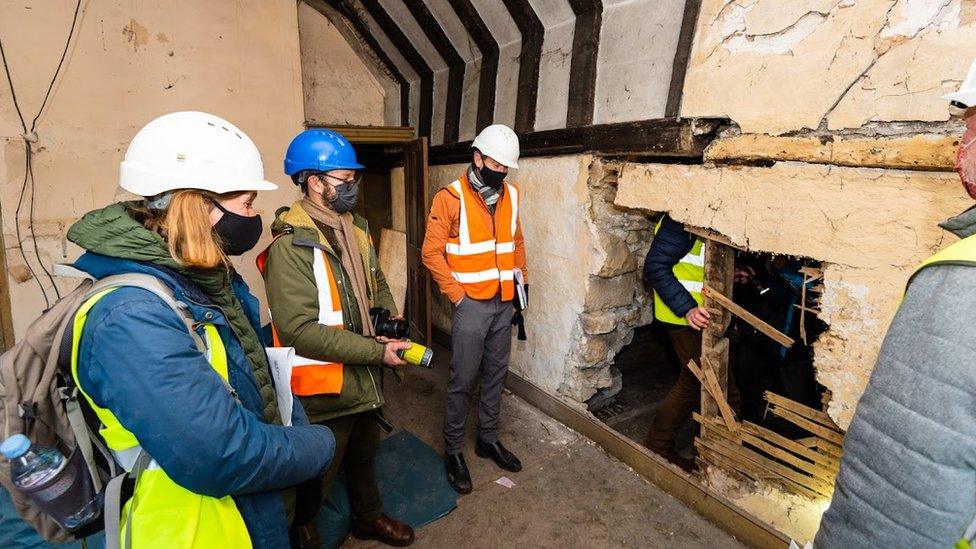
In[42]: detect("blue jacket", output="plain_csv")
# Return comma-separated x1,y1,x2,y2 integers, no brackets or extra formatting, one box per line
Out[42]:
73,252,334,548
643,215,698,319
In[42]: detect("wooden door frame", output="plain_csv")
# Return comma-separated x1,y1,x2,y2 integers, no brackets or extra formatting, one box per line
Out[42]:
0,206,15,350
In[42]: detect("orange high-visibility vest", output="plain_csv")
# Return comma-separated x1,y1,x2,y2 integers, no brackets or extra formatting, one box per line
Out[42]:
445,174,519,301
257,244,345,396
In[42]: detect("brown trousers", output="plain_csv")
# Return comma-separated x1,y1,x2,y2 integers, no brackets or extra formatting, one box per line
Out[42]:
646,326,741,451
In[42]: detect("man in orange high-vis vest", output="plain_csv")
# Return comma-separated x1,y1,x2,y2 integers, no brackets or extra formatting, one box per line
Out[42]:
422,124,528,495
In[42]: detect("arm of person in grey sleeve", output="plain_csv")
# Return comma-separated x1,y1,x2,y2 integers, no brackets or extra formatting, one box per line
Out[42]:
816,264,976,548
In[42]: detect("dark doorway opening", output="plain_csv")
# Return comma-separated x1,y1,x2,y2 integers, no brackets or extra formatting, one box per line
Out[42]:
590,247,829,465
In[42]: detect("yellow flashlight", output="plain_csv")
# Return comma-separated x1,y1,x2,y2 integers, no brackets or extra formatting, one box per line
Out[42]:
397,342,434,368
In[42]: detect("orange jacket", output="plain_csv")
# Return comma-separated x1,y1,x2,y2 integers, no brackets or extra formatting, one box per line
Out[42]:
422,174,528,304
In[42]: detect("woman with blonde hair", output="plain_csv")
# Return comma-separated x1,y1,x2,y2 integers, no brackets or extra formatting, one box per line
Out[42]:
64,111,334,548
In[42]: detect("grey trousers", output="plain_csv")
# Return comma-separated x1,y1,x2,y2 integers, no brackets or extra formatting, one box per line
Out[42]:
444,295,514,454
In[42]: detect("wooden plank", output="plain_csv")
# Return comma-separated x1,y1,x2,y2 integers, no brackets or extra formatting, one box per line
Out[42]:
685,225,746,251
740,432,838,483
0,203,13,350
701,356,739,434
378,229,407,314
428,118,726,165
701,240,734,425
505,372,791,549
703,285,795,348
742,422,839,469
565,0,602,127
501,0,543,133
665,0,702,118
699,435,831,498
765,391,841,432
770,406,846,447
698,414,838,481
309,124,416,144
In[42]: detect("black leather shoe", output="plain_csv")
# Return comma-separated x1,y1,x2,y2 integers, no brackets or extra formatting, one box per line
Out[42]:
445,453,472,494
475,439,522,472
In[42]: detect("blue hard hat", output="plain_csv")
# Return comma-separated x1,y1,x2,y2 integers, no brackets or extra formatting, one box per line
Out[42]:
284,129,364,176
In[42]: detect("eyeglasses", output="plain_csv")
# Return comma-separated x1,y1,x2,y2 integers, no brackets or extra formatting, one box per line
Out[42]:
318,172,364,186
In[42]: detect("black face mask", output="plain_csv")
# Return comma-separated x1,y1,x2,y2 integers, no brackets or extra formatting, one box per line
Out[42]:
328,182,360,213
478,164,506,189
212,201,263,256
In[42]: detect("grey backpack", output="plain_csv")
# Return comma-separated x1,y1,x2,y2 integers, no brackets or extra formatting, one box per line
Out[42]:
0,272,207,544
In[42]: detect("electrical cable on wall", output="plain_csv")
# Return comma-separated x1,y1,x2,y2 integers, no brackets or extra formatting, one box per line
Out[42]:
0,0,84,308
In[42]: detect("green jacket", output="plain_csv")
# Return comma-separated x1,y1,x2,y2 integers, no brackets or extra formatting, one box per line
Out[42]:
263,201,397,423
67,202,282,425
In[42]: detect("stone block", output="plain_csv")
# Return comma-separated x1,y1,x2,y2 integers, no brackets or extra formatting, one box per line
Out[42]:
580,334,613,365
584,274,639,312
581,311,617,335
596,233,638,278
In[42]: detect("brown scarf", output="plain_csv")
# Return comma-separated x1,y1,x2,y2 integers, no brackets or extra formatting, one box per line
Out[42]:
301,198,375,336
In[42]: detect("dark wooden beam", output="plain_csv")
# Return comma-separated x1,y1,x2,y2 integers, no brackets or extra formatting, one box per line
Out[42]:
501,0,544,133
402,0,465,144
566,0,603,127
316,0,410,126
447,0,498,132
665,0,702,118
429,118,726,165
359,0,434,139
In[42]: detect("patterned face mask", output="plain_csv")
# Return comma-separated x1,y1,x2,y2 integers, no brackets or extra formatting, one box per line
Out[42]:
957,112,976,200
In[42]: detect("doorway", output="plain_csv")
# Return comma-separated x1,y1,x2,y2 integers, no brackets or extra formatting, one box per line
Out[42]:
312,124,432,346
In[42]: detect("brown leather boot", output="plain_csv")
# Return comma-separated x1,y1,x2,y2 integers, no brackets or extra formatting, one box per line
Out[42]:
351,514,415,547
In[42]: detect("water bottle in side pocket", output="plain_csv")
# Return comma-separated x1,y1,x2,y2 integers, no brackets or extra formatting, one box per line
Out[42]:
1,434,99,531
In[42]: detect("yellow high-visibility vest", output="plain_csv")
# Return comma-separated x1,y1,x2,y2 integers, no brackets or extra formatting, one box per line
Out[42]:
652,218,705,326
70,288,252,549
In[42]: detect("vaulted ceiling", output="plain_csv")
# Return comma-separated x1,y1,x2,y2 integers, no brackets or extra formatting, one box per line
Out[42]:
305,0,696,146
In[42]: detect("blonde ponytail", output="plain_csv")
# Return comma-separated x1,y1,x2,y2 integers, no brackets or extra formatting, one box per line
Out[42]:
131,189,233,269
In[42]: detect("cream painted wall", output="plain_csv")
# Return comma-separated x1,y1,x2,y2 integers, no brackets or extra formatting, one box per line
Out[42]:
0,1,384,340
300,2,387,126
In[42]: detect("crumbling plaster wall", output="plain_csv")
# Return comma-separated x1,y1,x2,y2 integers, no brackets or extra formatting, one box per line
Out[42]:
0,1,386,340
421,156,655,404
615,161,970,429
683,0,976,135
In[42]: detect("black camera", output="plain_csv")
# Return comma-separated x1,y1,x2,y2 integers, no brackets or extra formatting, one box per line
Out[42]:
369,308,409,339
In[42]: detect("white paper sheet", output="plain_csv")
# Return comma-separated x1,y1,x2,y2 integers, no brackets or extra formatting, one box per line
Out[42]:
265,347,295,426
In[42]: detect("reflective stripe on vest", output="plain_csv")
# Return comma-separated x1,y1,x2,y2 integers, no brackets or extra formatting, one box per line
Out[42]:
265,247,345,397
70,288,251,549
445,176,519,301
652,218,705,326
909,233,976,289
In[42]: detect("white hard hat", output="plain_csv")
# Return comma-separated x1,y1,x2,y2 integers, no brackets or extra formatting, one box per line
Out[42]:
119,111,277,197
472,124,520,169
945,59,976,108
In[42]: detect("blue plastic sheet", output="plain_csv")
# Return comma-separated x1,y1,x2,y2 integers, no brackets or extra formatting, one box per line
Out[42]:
315,429,458,547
